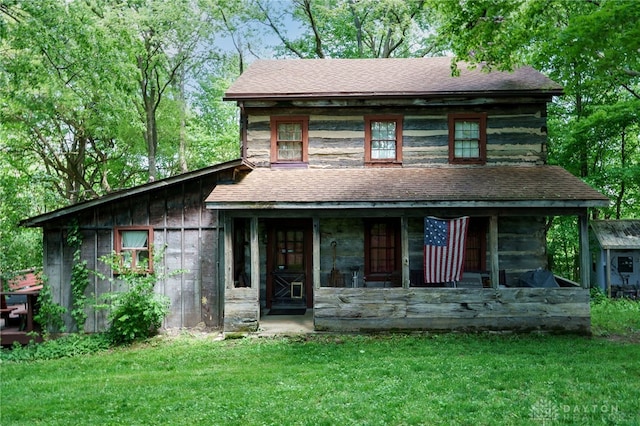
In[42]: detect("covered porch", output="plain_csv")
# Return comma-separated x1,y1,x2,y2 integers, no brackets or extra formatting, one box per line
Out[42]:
206,166,609,334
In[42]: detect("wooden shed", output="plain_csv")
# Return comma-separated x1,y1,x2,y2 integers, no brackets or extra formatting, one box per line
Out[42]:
591,220,640,298
20,159,248,332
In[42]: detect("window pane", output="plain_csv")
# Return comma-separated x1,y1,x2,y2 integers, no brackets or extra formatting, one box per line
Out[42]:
455,121,479,140
121,230,148,249
371,140,396,159
368,222,396,274
137,250,150,268
277,123,302,141
278,141,303,160
454,121,480,158
370,120,397,160
455,140,480,158
121,251,133,268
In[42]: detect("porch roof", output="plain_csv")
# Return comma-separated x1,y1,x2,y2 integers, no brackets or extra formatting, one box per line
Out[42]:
224,57,563,101
205,165,609,210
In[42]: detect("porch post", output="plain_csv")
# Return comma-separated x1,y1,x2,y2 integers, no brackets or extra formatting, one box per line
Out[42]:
313,216,320,289
489,215,499,289
606,248,611,297
250,217,259,289
579,214,590,289
223,215,234,289
401,216,409,288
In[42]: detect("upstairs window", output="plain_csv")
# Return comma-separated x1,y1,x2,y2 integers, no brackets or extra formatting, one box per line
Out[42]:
270,116,309,164
365,115,403,165
448,113,487,164
115,227,153,273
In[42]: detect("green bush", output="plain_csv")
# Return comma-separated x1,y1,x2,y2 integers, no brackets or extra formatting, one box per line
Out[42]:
96,250,173,345
102,272,170,345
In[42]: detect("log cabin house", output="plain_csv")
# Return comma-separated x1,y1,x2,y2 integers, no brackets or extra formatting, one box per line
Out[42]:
21,57,609,336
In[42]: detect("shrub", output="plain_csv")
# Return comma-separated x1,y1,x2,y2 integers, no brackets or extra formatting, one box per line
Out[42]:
102,271,170,345
96,248,175,345
0,333,111,362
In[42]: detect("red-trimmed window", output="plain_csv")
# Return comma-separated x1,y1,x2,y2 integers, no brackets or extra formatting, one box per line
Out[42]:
270,116,309,164
114,227,153,273
464,218,487,272
448,113,487,164
365,115,403,165
364,219,401,281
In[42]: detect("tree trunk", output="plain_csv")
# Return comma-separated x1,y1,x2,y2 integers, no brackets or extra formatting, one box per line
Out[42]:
178,66,188,173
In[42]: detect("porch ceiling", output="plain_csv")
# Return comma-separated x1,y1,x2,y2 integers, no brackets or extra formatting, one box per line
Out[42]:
205,166,609,210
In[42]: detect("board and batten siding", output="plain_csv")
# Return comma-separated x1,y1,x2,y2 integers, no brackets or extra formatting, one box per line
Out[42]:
314,287,590,333
41,176,222,333
244,104,548,168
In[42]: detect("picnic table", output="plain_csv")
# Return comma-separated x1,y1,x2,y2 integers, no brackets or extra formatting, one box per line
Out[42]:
1,279,43,345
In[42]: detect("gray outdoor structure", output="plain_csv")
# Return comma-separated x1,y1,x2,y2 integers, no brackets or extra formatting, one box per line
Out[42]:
22,57,609,334
591,220,640,298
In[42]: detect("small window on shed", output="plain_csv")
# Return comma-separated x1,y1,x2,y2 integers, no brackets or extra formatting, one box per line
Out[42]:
115,227,153,273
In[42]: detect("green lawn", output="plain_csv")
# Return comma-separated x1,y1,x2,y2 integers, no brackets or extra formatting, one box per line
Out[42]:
1,300,639,425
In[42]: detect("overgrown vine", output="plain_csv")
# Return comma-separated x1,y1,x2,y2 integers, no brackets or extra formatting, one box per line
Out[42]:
34,274,66,337
68,220,90,332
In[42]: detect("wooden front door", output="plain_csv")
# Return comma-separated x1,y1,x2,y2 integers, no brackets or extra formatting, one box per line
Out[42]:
266,220,313,309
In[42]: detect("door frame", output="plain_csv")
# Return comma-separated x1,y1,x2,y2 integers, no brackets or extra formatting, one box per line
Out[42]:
266,219,313,308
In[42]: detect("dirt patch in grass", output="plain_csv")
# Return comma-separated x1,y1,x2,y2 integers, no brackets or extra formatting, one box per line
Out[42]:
598,332,640,344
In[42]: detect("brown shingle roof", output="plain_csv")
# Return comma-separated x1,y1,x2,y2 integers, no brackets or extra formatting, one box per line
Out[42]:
206,166,609,209
224,57,563,101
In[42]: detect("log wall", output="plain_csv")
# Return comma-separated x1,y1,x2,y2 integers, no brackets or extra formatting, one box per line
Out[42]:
244,104,548,168
314,287,590,333
224,288,259,332
315,215,547,288
42,175,222,332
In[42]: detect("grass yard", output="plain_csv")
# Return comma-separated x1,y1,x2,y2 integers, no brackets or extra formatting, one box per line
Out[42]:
1,299,639,425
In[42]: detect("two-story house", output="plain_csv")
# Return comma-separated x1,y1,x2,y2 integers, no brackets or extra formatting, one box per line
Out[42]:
18,57,609,339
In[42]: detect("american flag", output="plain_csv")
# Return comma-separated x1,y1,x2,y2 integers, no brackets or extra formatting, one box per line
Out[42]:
424,216,469,284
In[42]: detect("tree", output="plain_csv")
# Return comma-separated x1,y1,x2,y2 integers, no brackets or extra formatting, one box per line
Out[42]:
0,0,142,203
0,141,43,275
92,0,210,181
248,0,443,59
434,0,640,279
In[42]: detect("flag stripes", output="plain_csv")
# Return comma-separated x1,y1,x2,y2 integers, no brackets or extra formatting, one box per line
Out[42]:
424,216,469,284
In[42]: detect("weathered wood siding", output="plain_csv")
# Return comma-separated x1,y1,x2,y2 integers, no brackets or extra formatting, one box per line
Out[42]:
245,104,548,168
314,287,590,333
41,176,222,332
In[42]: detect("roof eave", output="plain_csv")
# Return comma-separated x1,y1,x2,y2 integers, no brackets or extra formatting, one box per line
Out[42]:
21,159,252,228
206,199,608,211
223,89,564,102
